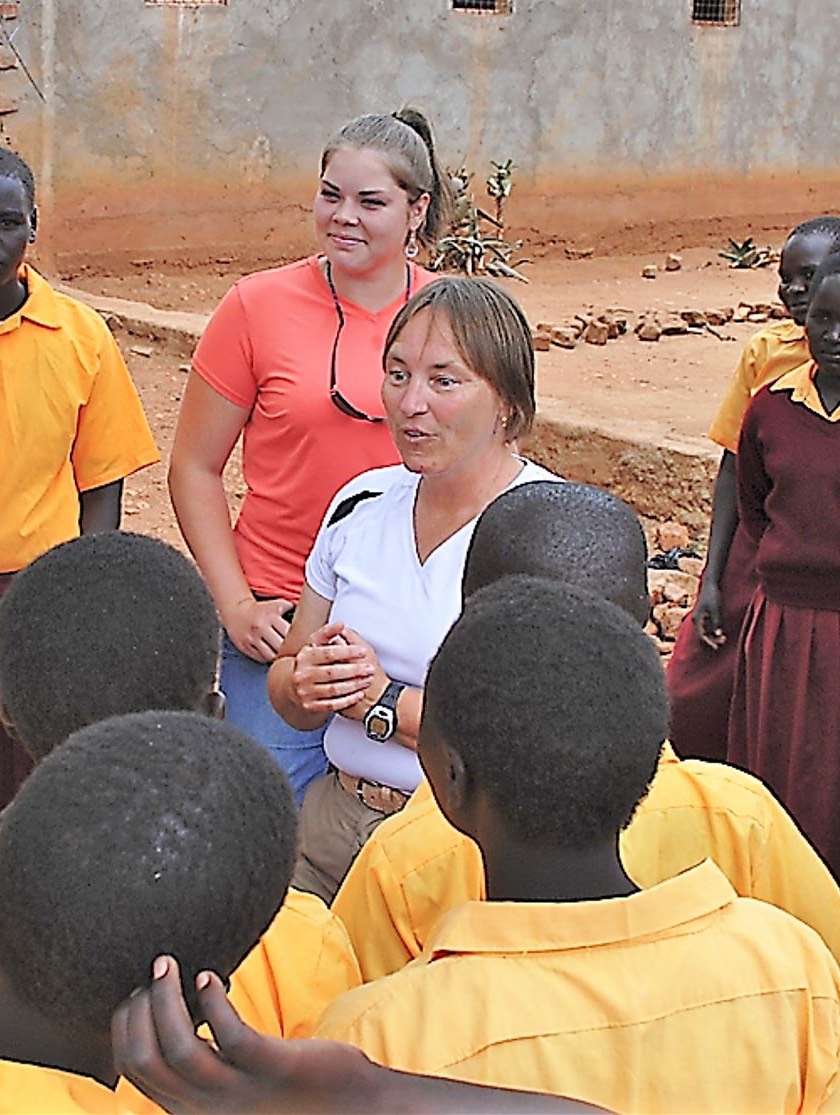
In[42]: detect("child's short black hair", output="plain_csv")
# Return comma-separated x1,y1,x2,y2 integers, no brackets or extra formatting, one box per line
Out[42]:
0,532,220,760
463,482,649,624
0,148,35,210
0,710,297,1032
423,576,666,847
789,215,840,251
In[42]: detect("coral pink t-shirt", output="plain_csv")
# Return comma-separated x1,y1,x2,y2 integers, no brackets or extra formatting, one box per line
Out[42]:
192,256,431,599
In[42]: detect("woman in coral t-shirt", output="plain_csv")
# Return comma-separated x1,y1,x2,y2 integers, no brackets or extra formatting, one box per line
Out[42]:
168,110,450,803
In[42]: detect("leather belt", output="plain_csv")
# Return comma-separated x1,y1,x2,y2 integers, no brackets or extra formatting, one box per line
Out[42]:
336,769,409,816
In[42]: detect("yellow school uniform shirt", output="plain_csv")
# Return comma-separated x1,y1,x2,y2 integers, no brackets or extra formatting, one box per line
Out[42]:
320,861,840,1113
333,742,840,981
0,1060,122,1114
228,886,361,1038
0,265,159,572
707,319,808,452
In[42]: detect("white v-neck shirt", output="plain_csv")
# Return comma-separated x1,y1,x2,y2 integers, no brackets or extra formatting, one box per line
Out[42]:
305,460,560,791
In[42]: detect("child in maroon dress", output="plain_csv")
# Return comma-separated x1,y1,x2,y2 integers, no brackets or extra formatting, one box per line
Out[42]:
727,252,840,879
668,217,840,764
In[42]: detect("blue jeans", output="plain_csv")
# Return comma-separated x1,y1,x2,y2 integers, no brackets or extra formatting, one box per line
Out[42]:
221,633,328,807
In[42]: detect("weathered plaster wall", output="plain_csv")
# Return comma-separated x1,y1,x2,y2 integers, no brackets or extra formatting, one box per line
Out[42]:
5,0,840,263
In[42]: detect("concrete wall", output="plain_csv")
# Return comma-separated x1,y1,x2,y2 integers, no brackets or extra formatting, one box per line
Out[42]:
4,0,840,264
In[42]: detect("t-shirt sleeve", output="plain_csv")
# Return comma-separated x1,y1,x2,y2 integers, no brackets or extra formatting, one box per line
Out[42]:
304,472,394,602
708,334,767,453
71,324,160,492
192,282,258,410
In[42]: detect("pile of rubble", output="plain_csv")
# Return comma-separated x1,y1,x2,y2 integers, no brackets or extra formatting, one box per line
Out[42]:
644,521,703,658
532,300,787,351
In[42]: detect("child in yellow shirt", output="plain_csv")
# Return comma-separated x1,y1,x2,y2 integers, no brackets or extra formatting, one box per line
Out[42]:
0,531,361,1046
0,147,159,806
0,710,298,1112
319,578,840,1113
333,481,840,982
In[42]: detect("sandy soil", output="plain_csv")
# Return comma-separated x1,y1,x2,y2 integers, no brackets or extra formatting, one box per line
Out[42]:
85,239,788,549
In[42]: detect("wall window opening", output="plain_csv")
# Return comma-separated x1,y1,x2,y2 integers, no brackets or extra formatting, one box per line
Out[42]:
692,0,740,25
452,0,513,13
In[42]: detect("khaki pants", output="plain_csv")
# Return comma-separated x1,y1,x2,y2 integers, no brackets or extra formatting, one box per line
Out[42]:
292,770,389,905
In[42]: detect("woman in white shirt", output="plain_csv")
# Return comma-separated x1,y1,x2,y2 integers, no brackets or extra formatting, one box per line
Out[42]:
268,276,559,902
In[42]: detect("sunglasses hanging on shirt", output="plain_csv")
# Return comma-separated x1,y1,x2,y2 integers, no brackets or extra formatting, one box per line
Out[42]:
325,260,412,423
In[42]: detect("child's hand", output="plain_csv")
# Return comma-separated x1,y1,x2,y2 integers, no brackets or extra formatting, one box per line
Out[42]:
112,955,378,1114
112,957,601,1114
692,581,726,649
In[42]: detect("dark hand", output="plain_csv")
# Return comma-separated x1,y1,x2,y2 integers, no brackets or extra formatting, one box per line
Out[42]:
112,956,379,1114
692,580,726,649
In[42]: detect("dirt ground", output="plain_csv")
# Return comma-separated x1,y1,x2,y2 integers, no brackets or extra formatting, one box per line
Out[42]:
65,233,789,550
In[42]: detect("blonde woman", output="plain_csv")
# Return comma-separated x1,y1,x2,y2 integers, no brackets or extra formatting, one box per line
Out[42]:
169,111,451,803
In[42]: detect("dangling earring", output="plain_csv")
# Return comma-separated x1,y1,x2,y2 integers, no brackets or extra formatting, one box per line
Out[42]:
405,229,420,260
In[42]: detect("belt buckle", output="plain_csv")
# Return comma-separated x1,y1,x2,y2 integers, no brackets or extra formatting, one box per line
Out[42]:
357,777,398,815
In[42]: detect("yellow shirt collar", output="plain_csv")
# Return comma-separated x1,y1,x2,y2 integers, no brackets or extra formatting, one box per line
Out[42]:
0,264,63,334
425,860,735,957
770,359,840,421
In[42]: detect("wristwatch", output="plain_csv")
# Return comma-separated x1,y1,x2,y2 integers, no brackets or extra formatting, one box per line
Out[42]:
363,681,406,744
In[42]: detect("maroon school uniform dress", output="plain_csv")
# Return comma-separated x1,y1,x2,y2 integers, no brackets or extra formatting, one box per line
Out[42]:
668,322,810,763
727,365,840,878
667,524,758,762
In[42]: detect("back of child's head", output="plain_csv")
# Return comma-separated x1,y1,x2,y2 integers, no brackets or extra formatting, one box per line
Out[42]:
422,576,666,847
0,148,35,211
0,709,297,1034
463,481,649,624
0,531,219,761
788,215,840,251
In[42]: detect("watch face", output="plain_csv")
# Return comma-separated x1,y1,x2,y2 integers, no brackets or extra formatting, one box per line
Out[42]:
368,712,390,738
365,703,396,743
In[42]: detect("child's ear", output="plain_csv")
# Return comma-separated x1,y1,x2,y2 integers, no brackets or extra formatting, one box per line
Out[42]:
199,688,226,720
441,742,471,814
0,697,18,742
28,206,37,244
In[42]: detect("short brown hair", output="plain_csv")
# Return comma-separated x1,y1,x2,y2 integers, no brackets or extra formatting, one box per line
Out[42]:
383,276,536,441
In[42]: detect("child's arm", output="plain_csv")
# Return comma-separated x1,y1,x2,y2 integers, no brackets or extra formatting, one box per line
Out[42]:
112,957,609,1114
695,330,784,646
734,401,771,547
691,452,738,648
79,479,122,534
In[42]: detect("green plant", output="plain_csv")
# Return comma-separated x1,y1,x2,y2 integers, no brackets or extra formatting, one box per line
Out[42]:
430,160,529,282
719,237,775,269
486,158,515,234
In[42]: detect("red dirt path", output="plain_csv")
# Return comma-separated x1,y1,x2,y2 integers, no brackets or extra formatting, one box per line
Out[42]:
63,234,790,549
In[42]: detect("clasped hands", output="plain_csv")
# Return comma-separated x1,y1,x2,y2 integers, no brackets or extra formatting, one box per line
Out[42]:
291,622,388,721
